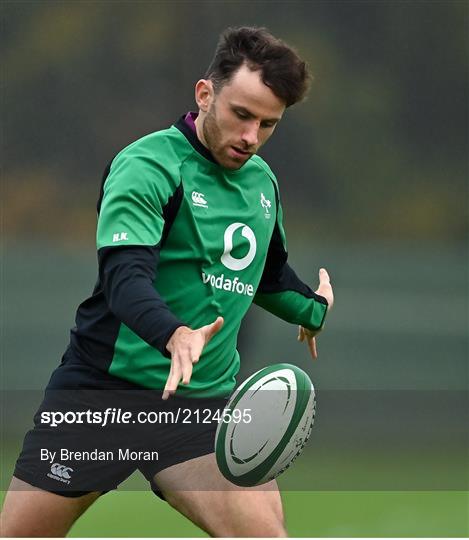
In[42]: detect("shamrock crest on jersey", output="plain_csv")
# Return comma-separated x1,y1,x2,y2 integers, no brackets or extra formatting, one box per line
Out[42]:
260,193,271,218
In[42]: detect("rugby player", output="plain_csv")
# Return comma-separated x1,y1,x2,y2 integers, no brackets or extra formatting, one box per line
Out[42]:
1,26,334,537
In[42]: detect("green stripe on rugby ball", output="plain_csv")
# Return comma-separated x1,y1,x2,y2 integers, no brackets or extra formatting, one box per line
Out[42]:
215,363,314,487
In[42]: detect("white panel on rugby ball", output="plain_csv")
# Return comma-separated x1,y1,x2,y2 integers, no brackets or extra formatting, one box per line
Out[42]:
215,363,315,487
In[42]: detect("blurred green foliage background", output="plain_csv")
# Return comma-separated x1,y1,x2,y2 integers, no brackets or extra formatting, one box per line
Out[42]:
3,0,467,244
1,0,468,537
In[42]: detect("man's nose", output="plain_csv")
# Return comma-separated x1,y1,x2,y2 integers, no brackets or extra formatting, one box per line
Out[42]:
241,121,260,147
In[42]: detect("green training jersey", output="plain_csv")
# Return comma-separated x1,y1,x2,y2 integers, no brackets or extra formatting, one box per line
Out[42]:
68,115,328,397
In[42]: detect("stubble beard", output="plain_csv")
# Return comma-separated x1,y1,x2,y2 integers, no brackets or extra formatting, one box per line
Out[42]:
202,105,247,170
202,107,222,159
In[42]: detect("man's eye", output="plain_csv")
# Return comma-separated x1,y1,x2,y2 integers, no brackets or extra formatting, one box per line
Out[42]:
235,110,248,119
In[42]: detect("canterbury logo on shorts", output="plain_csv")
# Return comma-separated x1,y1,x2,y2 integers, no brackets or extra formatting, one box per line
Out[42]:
47,463,74,484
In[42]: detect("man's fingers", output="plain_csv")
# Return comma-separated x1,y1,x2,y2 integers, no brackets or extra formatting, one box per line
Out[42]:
318,267,330,284
201,316,224,344
162,359,182,400
298,325,305,342
316,267,334,310
181,358,194,385
308,336,318,360
163,374,180,399
163,317,224,399
299,326,318,359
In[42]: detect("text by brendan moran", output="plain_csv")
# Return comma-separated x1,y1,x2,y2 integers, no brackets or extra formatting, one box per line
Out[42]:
41,448,159,463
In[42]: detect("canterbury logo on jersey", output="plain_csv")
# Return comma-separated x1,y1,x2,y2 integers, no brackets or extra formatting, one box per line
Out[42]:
192,191,208,208
47,463,74,484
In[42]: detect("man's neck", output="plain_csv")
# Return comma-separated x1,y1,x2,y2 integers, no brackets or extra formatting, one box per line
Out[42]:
193,113,209,149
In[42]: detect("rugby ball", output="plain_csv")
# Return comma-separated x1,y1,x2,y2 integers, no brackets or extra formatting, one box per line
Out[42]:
215,363,315,487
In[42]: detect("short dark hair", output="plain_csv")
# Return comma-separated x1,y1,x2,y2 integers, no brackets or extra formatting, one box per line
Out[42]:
205,26,311,107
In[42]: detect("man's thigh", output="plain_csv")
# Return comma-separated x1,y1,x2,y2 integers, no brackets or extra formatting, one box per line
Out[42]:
0,477,100,537
154,453,287,537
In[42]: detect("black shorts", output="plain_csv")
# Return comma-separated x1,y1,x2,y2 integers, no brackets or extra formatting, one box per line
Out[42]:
13,357,228,498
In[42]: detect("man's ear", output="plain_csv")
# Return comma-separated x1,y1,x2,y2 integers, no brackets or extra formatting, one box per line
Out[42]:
195,79,214,112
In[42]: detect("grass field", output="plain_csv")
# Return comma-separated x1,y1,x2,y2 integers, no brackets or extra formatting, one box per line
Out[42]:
2,242,467,536
1,489,467,536
58,491,469,536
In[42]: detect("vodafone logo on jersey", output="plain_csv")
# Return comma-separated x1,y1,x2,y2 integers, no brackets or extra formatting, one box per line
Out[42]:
201,222,257,297
221,223,257,271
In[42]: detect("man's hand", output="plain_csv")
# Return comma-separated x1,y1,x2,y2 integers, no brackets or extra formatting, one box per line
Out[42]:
298,268,334,360
163,316,224,399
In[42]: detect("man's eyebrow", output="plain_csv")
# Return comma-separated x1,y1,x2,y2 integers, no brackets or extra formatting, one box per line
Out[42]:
231,104,281,123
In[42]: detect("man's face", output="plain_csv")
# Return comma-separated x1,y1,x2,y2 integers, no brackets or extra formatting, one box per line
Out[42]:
196,64,286,170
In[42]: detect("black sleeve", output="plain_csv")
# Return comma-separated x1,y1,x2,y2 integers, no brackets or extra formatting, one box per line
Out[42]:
254,221,328,331
98,244,186,357
257,221,320,298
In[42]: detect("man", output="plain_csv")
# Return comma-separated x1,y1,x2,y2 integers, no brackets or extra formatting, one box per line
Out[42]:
1,26,333,537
